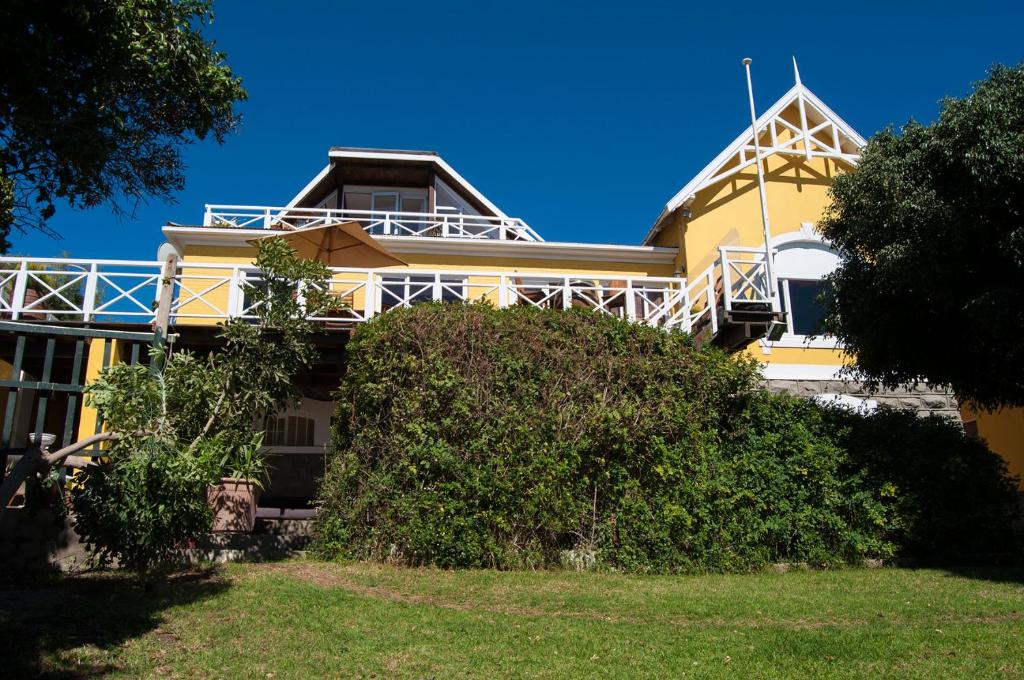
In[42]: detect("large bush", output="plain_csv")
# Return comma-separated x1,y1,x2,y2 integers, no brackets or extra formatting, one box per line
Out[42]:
314,304,1019,572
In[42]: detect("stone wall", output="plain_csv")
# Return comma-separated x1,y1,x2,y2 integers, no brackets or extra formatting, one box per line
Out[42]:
764,379,961,420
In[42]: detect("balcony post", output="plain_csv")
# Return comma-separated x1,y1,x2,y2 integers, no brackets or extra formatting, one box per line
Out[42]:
10,261,28,321
498,275,509,308
432,274,442,302
719,247,732,311
82,263,99,322
227,267,242,317
364,270,376,318
562,278,571,310
203,205,213,227
263,208,272,230
625,279,637,321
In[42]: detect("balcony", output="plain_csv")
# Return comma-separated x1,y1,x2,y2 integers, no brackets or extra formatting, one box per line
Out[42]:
202,205,544,242
0,257,722,335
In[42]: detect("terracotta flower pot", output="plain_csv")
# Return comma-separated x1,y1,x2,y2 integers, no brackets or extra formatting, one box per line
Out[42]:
207,477,261,533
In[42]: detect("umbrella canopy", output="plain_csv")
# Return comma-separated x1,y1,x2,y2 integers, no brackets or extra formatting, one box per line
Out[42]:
247,221,408,268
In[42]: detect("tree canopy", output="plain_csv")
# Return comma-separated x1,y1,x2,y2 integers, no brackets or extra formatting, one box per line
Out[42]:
819,64,1024,411
0,0,246,251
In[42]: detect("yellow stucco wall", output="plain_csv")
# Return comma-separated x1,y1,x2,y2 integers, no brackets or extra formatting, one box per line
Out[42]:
654,123,854,371
175,243,677,326
76,338,131,440
962,406,1024,489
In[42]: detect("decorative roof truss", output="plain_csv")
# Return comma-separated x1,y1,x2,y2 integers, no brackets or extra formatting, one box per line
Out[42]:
655,77,868,229
700,86,865,193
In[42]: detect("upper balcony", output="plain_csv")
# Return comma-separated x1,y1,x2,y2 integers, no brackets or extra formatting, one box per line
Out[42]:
202,205,544,242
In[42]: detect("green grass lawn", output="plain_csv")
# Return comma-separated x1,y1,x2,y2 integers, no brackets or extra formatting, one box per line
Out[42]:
2,561,1023,678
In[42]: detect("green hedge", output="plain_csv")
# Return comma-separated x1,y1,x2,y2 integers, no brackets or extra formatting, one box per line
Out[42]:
313,303,1019,572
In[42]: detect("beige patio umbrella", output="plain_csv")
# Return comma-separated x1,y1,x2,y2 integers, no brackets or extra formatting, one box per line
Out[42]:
247,221,408,268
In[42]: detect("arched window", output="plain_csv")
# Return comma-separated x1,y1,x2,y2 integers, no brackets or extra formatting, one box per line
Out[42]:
264,415,315,447
773,239,840,337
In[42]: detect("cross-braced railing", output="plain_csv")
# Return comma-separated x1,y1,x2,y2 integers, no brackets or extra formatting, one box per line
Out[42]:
203,205,544,242
717,246,781,315
0,257,721,333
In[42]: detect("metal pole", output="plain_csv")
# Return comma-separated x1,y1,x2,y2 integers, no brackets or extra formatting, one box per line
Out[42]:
742,58,776,302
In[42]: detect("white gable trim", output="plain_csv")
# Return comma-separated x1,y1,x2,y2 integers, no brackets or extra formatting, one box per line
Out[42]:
285,162,334,209
642,84,867,245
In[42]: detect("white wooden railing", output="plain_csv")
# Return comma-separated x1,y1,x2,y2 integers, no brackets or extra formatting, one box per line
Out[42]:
202,205,544,242
0,257,731,333
717,245,782,315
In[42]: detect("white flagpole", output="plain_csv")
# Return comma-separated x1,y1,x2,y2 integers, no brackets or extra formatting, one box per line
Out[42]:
742,57,776,304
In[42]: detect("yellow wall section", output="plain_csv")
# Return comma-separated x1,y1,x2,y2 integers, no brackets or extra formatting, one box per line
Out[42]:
962,406,1024,489
659,130,853,370
743,343,850,366
76,338,131,440
177,244,677,325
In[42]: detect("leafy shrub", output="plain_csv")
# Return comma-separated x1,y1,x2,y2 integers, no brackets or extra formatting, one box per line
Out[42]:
314,303,1019,572
72,435,217,575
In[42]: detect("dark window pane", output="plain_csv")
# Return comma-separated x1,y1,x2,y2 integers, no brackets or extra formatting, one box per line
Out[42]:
787,280,827,335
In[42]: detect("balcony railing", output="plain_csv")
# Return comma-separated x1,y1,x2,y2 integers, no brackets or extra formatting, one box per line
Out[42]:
0,257,722,334
717,245,782,315
202,205,544,242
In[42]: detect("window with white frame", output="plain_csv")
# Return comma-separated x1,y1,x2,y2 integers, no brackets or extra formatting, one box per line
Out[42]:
772,240,840,339
264,415,315,447
342,187,427,235
779,278,828,335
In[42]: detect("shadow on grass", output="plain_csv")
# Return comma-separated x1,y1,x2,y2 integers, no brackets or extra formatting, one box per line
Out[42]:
937,564,1024,585
0,567,230,679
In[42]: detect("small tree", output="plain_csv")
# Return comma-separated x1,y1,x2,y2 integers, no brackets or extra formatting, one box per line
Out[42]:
68,238,330,578
819,64,1024,410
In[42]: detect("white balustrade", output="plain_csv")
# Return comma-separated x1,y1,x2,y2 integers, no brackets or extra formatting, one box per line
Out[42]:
202,205,544,242
0,257,735,333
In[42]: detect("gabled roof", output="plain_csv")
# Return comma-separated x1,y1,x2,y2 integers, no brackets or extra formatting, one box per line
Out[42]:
286,147,510,219
642,80,867,245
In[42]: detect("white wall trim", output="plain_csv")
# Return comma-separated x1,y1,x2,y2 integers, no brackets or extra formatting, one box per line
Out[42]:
163,226,679,265
762,334,841,350
761,363,847,381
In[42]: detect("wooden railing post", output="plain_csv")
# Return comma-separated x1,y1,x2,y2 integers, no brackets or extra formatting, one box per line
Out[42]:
364,270,377,318
10,260,28,321
226,266,242,317
82,263,99,322
153,254,178,335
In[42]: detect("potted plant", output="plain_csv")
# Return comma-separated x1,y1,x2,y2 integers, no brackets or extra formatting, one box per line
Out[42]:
207,432,269,533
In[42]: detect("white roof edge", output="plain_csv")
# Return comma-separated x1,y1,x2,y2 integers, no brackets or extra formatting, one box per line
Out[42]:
285,162,334,209
641,83,866,245
161,225,677,264
325,148,510,219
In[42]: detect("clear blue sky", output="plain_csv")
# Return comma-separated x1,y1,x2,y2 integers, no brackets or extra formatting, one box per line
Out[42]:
11,0,1024,259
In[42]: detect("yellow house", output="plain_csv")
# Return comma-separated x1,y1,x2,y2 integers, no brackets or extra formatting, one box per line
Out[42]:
1,71,1020,504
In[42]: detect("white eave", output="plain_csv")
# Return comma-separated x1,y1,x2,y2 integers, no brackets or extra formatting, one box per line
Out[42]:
162,226,677,265
641,83,867,245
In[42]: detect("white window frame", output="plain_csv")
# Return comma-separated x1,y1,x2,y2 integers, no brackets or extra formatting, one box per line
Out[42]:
762,228,841,350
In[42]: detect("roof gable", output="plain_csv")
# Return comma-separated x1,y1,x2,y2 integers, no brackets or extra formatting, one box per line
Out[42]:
643,80,866,244
286,148,510,219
